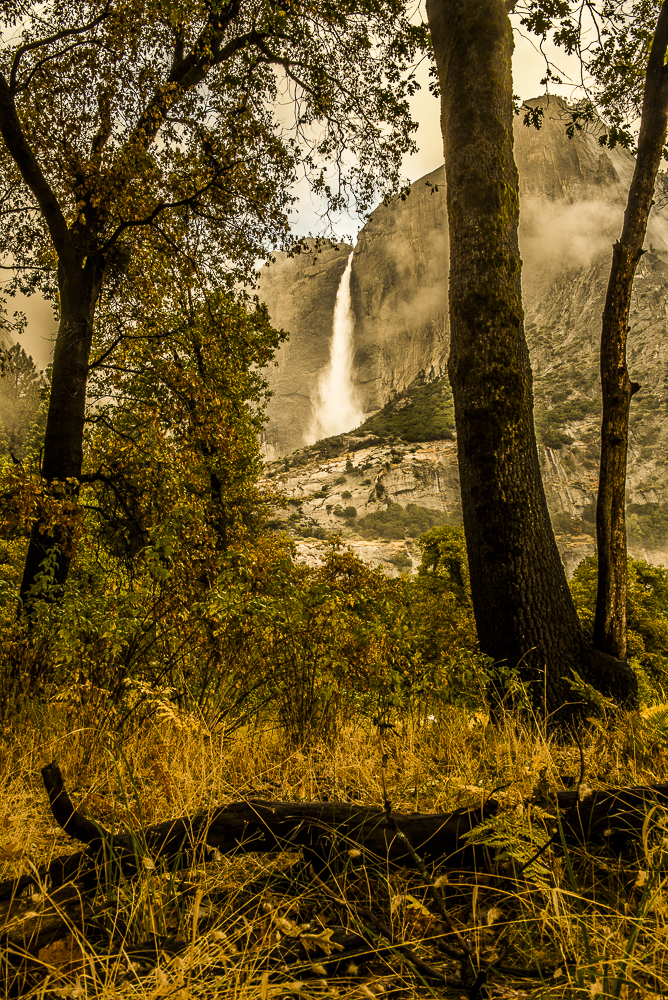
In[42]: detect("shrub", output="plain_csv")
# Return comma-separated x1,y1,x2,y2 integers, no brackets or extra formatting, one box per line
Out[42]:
355,375,455,443
551,511,584,535
357,502,449,540
627,502,668,547
333,505,357,518
300,526,329,539
389,551,412,571
570,555,668,700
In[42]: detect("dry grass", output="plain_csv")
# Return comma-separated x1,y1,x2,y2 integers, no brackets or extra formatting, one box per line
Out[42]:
2,702,668,999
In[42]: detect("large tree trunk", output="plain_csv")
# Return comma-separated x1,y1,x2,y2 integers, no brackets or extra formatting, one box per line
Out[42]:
594,2,668,659
19,261,100,613
425,0,637,721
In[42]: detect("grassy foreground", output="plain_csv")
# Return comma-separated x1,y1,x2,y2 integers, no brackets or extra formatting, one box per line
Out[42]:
3,703,668,999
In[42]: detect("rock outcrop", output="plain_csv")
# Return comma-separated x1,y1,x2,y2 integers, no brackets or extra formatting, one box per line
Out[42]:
260,94,668,569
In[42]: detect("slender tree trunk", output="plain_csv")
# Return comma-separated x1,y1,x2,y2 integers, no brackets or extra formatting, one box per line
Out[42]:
426,0,637,721
594,2,668,659
19,261,101,610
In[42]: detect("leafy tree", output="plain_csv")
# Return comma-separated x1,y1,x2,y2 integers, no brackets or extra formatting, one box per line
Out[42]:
0,343,45,460
571,555,668,702
83,288,284,575
0,289,286,693
426,0,638,722
0,0,426,604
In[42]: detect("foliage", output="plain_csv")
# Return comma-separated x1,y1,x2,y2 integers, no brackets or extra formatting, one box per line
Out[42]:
517,0,663,153
570,554,668,699
389,550,413,571
407,524,531,712
85,288,284,563
0,344,46,460
0,0,426,306
203,544,424,743
0,288,287,703
356,375,455,443
627,501,668,547
0,0,430,602
356,502,450,541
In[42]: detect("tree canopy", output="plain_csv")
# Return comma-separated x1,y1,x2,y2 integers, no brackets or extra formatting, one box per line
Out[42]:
0,0,426,301
0,0,428,603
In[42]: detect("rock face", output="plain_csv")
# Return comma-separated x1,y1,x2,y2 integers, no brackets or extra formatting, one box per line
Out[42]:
258,239,352,458
258,95,668,459
264,428,668,580
261,94,668,569
349,165,449,413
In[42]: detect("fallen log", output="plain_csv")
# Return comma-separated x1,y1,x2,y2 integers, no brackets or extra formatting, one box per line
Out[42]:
2,764,668,902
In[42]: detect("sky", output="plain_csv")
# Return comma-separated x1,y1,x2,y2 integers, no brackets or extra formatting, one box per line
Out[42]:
288,21,586,241
11,20,585,370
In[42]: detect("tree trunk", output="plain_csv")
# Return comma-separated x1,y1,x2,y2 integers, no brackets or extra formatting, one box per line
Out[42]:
425,0,637,721
594,2,668,659
19,261,100,612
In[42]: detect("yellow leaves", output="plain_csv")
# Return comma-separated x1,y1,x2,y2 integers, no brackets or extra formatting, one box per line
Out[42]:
299,927,345,957
389,893,432,917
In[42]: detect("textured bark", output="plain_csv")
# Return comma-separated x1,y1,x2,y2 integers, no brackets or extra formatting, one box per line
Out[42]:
594,2,668,659
425,0,637,719
18,263,102,610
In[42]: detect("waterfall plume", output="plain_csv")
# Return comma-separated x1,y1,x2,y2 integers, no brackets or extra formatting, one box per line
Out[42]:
308,251,363,442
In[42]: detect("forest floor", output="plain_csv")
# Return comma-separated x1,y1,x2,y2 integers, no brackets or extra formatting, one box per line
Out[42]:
2,702,668,999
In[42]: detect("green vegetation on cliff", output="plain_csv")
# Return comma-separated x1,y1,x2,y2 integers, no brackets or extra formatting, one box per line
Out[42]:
357,375,455,442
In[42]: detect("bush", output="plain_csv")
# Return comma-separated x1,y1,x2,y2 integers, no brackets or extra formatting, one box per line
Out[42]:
355,375,455,443
570,555,668,700
333,505,357,518
551,511,586,535
300,526,329,539
404,525,526,711
389,551,412,571
627,501,668,547
357,502,449,540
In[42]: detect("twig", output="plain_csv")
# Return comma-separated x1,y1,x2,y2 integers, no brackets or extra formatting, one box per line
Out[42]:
312,869,463,986
380,753,473,955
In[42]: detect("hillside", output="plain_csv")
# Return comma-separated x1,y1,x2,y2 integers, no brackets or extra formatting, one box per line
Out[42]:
264,362,668,576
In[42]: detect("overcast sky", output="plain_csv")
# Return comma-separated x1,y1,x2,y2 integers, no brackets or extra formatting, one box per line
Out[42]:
12,22,584,370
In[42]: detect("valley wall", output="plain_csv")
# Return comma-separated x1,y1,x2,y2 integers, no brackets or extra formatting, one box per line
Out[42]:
259,95,668,567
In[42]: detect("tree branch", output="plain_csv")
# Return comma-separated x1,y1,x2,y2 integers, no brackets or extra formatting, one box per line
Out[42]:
0,73,73,265
128,25,270,150
9,5,111,94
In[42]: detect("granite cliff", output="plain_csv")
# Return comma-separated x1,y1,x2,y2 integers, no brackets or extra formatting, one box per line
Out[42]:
260,95,668,570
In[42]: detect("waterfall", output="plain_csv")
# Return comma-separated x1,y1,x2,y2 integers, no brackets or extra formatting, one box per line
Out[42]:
308,251,363,442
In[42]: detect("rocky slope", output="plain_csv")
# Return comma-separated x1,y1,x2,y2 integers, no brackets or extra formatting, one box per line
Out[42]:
261,94,668,571
263,366,668,578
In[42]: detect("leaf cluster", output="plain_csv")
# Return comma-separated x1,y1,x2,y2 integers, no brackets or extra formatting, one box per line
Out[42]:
515,1,664,153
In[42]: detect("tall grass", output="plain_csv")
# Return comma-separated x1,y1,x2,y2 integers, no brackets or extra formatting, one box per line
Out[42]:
2,701,668,998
